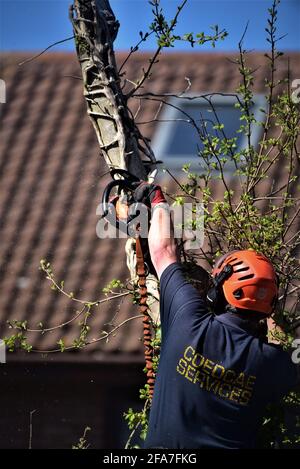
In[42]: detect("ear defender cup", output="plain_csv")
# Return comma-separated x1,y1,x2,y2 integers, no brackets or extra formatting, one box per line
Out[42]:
207,264,233,311
206,286,218,307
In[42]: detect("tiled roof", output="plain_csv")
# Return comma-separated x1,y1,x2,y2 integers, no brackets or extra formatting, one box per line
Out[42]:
0,51,299,360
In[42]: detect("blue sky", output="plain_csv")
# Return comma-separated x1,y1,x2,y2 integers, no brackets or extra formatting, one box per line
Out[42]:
0,0,299,52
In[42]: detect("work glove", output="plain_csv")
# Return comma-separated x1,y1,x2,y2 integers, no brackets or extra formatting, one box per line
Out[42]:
133,181,166,207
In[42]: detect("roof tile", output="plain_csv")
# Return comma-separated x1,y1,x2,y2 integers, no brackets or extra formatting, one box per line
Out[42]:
1,51,299,360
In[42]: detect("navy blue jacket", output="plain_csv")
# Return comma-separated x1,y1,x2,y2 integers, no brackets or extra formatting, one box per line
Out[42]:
145,263,299,449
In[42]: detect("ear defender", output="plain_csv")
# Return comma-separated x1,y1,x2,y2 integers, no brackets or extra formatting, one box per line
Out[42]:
207,264,233,310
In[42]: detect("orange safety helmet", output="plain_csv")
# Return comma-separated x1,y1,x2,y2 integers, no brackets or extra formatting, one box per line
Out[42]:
209,250,278,315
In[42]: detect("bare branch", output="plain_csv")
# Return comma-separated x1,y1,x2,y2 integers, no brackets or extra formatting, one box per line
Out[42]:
18,36,75,66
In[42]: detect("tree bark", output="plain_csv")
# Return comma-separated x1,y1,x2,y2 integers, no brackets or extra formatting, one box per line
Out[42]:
70,0,160,329
70,0,156,179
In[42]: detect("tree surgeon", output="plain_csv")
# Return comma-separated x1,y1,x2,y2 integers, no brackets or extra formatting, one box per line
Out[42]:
134,182,300,449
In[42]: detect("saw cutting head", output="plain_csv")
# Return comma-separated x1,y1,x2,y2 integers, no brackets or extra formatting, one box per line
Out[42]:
101,169,145,235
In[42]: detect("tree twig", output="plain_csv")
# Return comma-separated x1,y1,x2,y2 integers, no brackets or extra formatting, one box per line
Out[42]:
18,37,75,66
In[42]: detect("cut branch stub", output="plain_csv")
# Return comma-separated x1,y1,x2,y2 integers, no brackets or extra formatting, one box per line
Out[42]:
70,0,155,179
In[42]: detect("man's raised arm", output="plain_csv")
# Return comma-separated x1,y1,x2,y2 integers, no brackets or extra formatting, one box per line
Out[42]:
133,182,177,278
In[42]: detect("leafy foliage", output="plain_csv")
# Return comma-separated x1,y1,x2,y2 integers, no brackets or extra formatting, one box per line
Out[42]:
72,426,91,449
